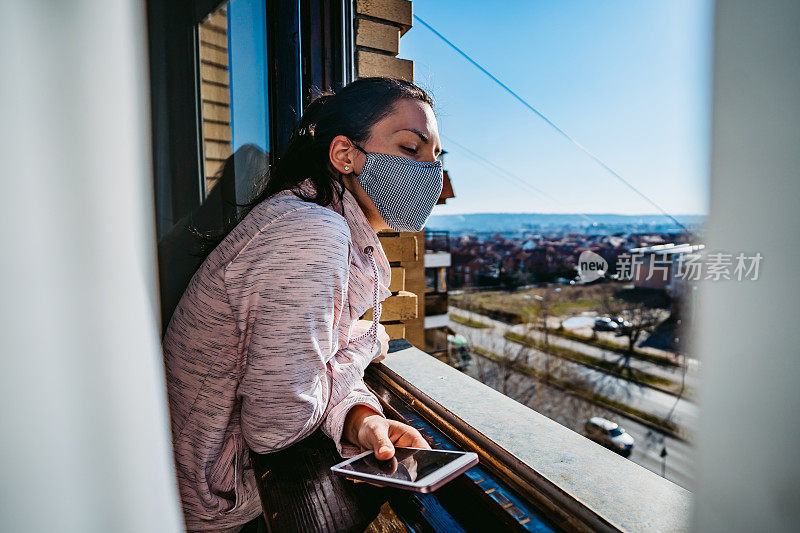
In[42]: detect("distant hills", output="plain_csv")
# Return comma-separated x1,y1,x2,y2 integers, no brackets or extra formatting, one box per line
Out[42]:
426,213,705,235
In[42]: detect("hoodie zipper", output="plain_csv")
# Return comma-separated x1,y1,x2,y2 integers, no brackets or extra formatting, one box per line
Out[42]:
352,245,382,346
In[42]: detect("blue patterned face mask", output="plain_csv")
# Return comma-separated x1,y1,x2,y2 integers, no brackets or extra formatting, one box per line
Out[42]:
351,142,444,232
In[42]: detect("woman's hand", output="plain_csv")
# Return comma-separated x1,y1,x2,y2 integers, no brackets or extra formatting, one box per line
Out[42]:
344,405,430,460
353,320,390,363
372,323,390,363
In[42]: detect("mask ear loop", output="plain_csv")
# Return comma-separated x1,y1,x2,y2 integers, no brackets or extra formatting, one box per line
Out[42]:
347,140,368,178
334,139,366,209
350,140,368,155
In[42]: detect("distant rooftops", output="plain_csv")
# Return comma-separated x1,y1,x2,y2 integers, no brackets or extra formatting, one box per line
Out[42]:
629,243,705,255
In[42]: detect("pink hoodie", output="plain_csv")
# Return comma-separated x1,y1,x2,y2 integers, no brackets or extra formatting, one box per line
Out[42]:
162,177,392,532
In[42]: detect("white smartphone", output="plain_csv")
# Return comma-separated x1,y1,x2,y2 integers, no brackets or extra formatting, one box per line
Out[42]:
330,447,479,493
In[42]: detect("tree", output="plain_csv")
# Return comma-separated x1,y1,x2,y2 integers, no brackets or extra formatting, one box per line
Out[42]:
450,303,603,431
599,297,664,383
447,292,654,435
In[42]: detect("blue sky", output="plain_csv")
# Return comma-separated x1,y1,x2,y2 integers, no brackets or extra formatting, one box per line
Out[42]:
402,0,714,216
229,0,269,154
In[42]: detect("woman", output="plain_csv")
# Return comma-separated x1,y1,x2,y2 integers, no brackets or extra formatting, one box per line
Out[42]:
162,76,444,532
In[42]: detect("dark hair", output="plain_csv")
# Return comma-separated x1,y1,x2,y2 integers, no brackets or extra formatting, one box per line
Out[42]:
192,76,435,260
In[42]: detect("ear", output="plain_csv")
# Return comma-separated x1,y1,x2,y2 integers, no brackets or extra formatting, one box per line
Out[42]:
329,135,362,174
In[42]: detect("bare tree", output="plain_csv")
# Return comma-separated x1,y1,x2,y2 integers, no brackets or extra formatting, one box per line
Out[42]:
447,289,688,448
599,297,664,383
453,316,602,431
460,320,539,404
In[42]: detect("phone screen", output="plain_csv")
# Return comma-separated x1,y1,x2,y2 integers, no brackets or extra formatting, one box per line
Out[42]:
339,448,464,482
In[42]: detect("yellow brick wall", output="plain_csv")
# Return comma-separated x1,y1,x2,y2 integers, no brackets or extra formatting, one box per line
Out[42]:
355,0,413,82
198,6,232,197
402,229,426,349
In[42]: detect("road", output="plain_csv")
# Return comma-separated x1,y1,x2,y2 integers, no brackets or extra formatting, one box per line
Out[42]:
452,306,700,392
559,318,702,371
459,337,696,490
621,417,695,490
449,308,699,433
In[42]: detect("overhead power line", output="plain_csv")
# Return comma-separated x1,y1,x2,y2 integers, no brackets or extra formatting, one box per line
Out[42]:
413,14,691,234
441,134,599,226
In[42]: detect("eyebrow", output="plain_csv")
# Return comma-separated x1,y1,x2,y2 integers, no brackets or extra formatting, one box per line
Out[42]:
395,128,442,156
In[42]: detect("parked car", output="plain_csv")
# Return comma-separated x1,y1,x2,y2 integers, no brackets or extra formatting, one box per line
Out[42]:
584,417,635,457
611,317,633,335
593,317,618,332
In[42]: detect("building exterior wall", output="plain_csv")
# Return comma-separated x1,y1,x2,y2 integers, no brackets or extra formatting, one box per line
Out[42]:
404,228,426,348
633,254,672,291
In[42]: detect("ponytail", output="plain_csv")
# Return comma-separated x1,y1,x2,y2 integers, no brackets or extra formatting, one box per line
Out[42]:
190,77,434,261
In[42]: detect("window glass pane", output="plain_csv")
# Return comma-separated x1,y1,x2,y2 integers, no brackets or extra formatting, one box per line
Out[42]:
425,269,436,293
198,0,269,209
157,0,272,330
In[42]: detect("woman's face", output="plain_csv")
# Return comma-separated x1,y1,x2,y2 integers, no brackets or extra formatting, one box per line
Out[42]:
332,98,442,232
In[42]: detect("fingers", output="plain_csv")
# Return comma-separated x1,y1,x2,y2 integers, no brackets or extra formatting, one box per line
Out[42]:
353,414,431,465
352,319,376,339
377,323,389,342
386,420,431,449
378,325,389,359
366,418,396,460
370,324,389,364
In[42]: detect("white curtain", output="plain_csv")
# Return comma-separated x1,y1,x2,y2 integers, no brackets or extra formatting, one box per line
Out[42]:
0,1,184,531
693,1,800,531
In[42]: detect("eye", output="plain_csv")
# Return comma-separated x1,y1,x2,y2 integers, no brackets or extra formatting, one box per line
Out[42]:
401,145,418,155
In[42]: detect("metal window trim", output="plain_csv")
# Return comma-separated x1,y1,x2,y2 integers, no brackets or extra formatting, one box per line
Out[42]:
191,21,206,202
344,0,355,83
266,0,303,161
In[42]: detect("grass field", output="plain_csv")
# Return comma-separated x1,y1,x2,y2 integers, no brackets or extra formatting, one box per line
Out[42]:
450,282,681,368
449,314,491,328
543,327,681,368
450,282,632,322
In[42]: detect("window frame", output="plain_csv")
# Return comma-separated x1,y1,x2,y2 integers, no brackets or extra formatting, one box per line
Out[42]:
146,0,353,330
